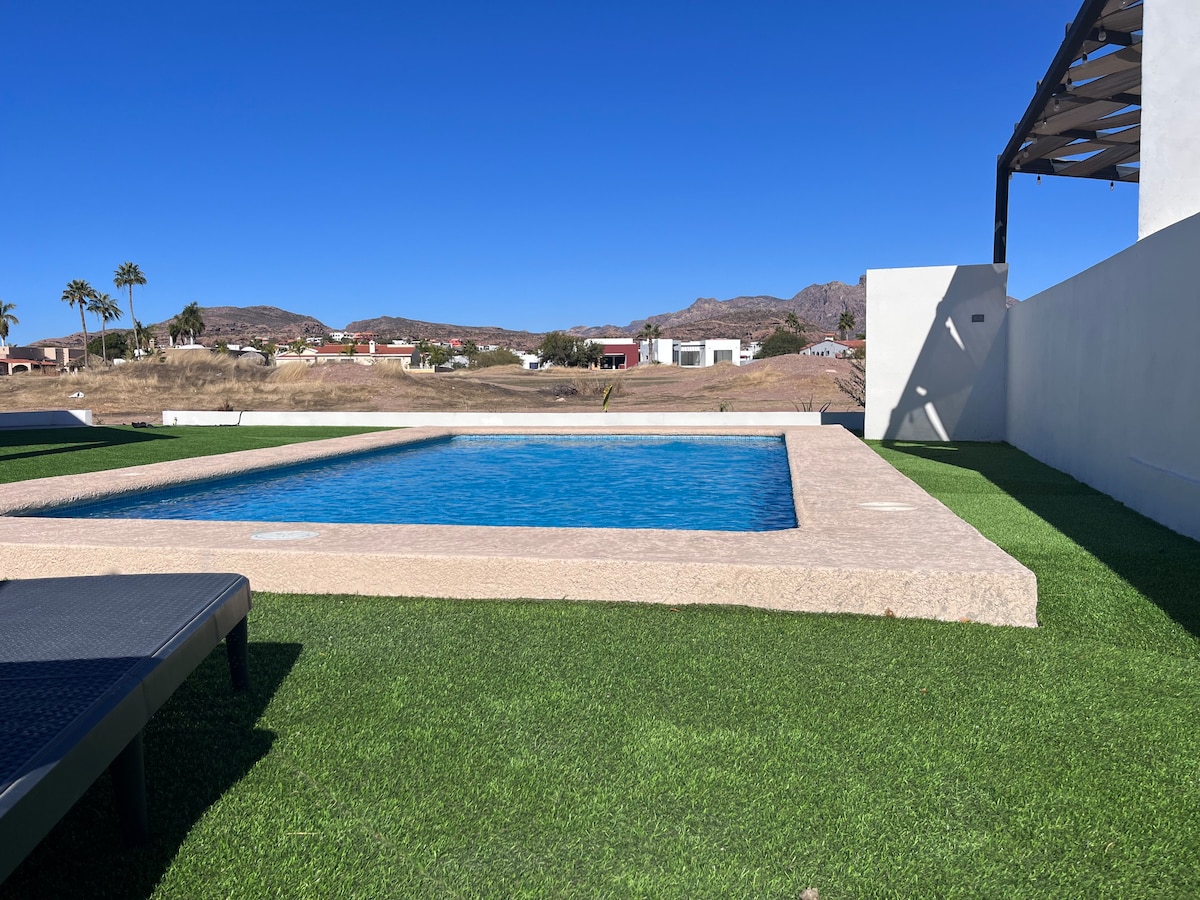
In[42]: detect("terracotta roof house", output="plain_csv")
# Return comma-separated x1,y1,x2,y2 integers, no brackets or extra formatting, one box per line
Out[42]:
275,341,420,368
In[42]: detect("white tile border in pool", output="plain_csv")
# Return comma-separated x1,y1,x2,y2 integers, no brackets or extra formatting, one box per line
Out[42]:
0,426,1038,627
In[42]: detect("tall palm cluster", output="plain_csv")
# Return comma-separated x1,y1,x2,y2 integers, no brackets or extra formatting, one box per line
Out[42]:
51,263,148,368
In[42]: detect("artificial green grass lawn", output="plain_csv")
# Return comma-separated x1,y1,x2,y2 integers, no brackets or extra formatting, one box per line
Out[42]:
3,438,1198,898
0,425,389,483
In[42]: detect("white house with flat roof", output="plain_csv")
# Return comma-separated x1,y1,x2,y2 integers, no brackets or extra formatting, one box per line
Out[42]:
641,338,742,367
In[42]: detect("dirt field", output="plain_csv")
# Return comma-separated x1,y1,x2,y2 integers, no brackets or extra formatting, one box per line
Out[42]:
0,352,863,425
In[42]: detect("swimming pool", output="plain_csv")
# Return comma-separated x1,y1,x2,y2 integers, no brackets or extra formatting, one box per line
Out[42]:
46,434,797,532
0,425,1040,625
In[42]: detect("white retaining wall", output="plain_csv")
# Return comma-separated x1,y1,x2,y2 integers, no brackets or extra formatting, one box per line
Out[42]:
864,264,1009,441
1007,210,1200,541
0,409,93,429
162,410,865,430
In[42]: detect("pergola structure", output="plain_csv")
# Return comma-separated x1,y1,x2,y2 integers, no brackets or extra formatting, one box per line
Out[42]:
994,0,1144,263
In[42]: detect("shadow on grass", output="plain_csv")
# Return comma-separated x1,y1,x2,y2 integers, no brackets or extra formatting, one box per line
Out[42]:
0,427,176,466
882,441,1200,640
0,641,301,900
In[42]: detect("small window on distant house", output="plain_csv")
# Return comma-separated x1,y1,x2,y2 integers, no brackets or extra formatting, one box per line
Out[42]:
679,350,702,367
713,349,733,364
971,314,985,323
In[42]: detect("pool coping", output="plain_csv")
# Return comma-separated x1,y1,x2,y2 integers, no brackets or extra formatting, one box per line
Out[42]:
0,426,1038,627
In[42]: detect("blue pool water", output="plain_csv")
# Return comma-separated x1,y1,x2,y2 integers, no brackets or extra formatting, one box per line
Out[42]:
48,435,797,532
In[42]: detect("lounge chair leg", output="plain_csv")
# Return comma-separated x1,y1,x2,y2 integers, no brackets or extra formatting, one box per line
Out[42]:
225,616,250,693
110,731,149,847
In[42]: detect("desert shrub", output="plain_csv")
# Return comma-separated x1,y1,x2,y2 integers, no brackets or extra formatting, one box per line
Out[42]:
835,358,866,407
755,329,806,358
374,362,414,381
537,332,603,368
87,332,133,360
472,349,521,368
569,375,622,399
268,363,313,383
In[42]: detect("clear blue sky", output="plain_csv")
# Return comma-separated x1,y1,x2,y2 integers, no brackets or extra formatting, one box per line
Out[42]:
0,0,1138,342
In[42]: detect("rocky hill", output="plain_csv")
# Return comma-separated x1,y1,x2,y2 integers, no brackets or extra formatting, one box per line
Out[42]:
569,278,867,340
184,306,330,343
37,305,332,348
36,279,870,348
341,316,546,352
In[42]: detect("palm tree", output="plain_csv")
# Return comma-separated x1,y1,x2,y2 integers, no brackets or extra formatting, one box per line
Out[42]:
61,280,97,367
132,319,152,355
174,302,205,345
784,312,807,346
113,262,147,352
87,292,123,364
639,322,661,363
838,310,856,341
0,300,17,349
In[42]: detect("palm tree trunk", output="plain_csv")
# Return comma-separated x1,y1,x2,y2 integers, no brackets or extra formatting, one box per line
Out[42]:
100,322,108,364
127,287,138,353
78,307,90,369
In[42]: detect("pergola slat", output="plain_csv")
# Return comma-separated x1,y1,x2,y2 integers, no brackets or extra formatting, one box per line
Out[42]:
1057,142,1141,178
1034,99,1127,135
1019,123,1139,165
1064,108,1141,132
1063,65,1141,100
1096,6,1143,33
1067,44,1141,84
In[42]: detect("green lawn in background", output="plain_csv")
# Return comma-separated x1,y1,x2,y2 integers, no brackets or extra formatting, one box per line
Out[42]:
2,436,1198,898
0,425,389,483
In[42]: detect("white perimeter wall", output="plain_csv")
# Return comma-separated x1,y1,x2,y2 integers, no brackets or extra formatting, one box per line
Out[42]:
1138,0,1200,240
864,264,1009,441
0,409,92,429
1007,210,1200,541
162,410,866,430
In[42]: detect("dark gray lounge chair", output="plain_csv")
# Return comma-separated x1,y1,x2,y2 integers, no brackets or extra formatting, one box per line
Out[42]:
0,573,251,884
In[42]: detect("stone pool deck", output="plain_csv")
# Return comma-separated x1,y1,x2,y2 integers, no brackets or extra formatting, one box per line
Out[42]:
0,426,1038,627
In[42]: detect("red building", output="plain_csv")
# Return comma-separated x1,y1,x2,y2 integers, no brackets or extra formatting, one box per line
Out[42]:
599,342,640,369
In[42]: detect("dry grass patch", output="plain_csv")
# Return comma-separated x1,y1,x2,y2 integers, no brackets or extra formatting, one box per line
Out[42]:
0,351,862,420
266,363,313,384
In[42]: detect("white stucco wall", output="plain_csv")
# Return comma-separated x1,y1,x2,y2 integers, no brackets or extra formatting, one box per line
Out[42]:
864,264,1009,441
1007,210,1200,541
1138,0,1200,240
704,339,742,366
0,409,92,429
162,410,865,430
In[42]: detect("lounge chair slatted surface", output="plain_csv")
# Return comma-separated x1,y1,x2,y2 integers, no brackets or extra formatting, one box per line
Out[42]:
0,573,251,884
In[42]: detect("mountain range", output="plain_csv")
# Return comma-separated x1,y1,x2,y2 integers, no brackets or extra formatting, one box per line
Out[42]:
38,279,869,349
